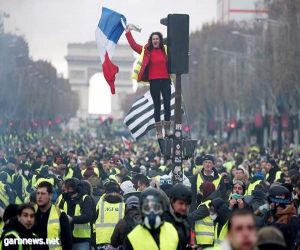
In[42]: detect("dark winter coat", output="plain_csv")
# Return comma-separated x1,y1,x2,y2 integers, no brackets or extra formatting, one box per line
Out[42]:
110,208,141,248
188,190,221,223
164,206,191,250
58,187,95,244
1,217,41,250
190,168,228,211
33,206,72,250
247,188,268,226
211,198,231,237
266,165,281,184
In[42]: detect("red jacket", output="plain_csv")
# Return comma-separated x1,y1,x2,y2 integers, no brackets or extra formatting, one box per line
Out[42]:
125,31,168,82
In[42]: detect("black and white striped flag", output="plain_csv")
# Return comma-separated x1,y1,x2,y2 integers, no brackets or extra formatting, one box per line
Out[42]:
124,85,176,140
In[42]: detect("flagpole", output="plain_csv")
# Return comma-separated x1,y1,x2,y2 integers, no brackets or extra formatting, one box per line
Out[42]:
172,74,183,184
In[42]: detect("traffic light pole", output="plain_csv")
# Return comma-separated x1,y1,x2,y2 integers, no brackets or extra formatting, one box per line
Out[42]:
172,74,183,184
160,13,189,184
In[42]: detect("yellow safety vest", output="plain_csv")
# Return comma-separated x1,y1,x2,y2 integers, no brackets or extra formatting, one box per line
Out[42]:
0,182,9,208
0,172,12,184
62,195,91,239
195,200,214,245
0,231,22,250
214,221,228,246
154,175,161,183
108,175,118,182
47,205,62,250
31,174,37,188
266,171,282,183
245,180,261,195
15,196,23,205
128,222,178,250
110,168,121,175
197,172,221,193
132,45,168,82
250,146,260,153
63,168,74,180
0,220,4,234
12,173,29,188
22,176,29,196
36,166,43,173
223,161,235,173
81,168,99,178
55,194,63,207
0,231,39,250
12,174,29,200
193,165,202,176
132,47,145,81
159,165,167,172
95,198,124,244
275,171,282,181
279,160,286,168
35,177,55,187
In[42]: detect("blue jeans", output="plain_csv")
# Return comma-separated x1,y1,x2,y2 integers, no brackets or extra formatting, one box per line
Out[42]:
72,242,90,250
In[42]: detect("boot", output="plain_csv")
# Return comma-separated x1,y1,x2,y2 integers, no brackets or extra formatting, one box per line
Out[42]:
154,121,163,139
164,121,172,137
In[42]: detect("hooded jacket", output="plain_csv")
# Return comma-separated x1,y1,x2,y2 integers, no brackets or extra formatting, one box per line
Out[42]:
249,189,269,227
58,185,95,243
111,208,141,248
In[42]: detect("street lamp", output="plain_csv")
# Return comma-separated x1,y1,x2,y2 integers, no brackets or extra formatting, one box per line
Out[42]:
231,31,254,39
256,17,288,27
0,11,10,33
212,47,244,58
256,17,290,37
231,31,255,56
212,47,241,142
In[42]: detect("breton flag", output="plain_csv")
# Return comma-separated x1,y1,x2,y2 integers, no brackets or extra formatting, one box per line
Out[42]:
124,85,176,140
95,7,126,94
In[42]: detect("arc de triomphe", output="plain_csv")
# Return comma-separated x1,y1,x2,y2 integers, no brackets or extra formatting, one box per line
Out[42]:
65,42,135,119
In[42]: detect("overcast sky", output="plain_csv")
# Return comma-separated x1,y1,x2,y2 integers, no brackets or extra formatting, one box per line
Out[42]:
1,0,217,77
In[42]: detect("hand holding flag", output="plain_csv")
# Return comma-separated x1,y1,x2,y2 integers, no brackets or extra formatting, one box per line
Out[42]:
126,24,142,33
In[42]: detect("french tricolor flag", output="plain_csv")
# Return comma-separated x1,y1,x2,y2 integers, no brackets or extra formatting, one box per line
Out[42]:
95,7,126,95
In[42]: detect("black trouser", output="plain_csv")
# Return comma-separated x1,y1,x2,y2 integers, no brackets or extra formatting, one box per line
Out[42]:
149,78,171,122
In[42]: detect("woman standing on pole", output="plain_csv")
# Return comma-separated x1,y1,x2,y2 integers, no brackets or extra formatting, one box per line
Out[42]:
125,25,171,139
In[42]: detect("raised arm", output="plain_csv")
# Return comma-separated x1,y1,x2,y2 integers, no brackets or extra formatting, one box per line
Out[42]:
125,30,143,54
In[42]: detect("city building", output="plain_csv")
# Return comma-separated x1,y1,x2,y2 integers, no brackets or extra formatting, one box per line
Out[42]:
217,0,268,24
65,42,135,119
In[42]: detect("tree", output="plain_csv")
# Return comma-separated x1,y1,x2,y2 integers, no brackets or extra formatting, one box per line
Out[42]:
0,33,78,132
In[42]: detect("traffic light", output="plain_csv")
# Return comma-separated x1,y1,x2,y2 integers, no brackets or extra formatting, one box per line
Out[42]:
158,138,172,158
183,139,197,158
158,138,197,159
160,14,189,74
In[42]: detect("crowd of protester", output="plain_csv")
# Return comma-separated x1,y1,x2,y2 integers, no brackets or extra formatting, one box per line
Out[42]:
0,130,300,249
